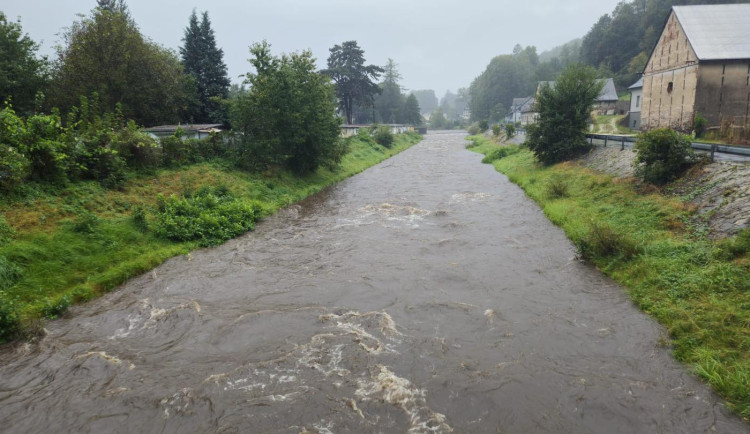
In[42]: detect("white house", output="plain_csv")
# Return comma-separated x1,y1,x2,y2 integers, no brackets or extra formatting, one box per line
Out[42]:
627,78,643,130
506,97,534,124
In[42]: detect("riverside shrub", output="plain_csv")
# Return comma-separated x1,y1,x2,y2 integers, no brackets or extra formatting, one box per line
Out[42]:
693,113,707,139
154,186,263,247
634,128,697,185
481,145,520,163
466,122,482,135
576,221,639,260
0,145,30,192
373,126,394,148
111,122,161,169
0,291,19,341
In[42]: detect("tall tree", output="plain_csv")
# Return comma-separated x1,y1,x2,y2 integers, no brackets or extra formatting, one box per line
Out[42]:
374,58,405,124
49,2,188,125
0,13,48,114
411,90,438,115
180,10,230,124
230,41,344,174
525,64,603,165
429,107,448,129
96,0,127,12
403,94,422,126
323,41,383,124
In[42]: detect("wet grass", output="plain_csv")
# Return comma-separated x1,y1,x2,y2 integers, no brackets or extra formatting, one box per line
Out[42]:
0,133,422,341
467,134,750,419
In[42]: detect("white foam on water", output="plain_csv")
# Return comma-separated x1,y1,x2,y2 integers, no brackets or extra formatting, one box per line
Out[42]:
76,351,135,370
159,388,196,419
311,421,334,434
484,309,495,325
356,365,453,433
348,398,365,419
449,192,491,203
336,203,431,229
199,309,452,431
110,298,202,339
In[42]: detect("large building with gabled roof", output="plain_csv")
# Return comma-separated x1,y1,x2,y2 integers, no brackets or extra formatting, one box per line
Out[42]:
641,3,750,138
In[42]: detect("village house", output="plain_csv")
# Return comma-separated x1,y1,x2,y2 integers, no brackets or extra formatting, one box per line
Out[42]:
520,98,538,125
505,97,533,124
641,4,750,138
627,78,643,130
536,78,619,115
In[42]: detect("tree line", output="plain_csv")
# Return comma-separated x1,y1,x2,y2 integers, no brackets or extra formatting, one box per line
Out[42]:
2,1,229,126
1,1,423,193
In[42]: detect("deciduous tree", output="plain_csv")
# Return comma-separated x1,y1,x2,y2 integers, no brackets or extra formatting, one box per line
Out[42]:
230,41,344,174
525,64,603,165
49,2,188,125
411,90,438,115
0,13,48,114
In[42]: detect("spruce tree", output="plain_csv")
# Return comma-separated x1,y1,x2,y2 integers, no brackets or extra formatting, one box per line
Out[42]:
403,94,422,126
180,10,230,124
374,58,405,124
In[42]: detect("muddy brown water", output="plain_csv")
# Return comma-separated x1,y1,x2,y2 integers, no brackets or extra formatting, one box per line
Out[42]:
0,131,746,433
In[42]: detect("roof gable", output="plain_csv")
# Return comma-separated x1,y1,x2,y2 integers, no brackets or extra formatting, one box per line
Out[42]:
628,78,643,90
520,98,535,113
673,4,750,61
511,96,533,111
536,78,618,102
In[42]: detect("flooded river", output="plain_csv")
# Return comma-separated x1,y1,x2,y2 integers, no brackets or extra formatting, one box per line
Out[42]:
1,131,746,433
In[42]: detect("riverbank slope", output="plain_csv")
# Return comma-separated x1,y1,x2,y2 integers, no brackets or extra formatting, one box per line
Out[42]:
467,135,749,419
0,133,422,341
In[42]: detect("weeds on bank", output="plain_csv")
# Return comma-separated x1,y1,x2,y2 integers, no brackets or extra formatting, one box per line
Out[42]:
467,134,750,418
0,133,422,342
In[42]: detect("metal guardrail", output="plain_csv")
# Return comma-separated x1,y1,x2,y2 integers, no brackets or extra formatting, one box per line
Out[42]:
585,133,750,161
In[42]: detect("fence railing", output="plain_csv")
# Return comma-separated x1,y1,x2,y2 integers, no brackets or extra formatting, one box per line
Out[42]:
585,133,750,161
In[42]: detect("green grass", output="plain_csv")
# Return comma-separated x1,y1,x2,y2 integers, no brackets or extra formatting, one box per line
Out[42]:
467,134,750,419
0,133,422,340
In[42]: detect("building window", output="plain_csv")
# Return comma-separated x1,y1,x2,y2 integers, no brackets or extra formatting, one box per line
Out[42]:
667,82,673,94
636,95,640,108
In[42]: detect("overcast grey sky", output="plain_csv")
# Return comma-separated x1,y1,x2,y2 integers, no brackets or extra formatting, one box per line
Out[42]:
4,0,623,97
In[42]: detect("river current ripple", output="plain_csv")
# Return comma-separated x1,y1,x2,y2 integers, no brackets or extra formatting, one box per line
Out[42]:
1,131,746,433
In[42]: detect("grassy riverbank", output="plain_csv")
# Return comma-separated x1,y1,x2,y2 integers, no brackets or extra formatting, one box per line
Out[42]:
0,133,422,341
467,135,750,418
